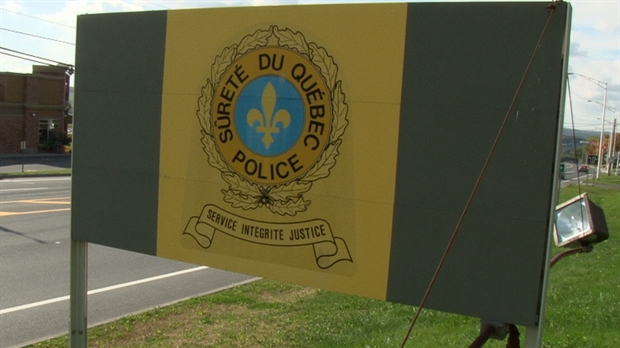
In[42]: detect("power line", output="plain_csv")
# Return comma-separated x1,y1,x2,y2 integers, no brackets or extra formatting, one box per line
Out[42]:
142,1,170,10
0,51,58,67
0,7,75,30
0,27,75,45
0,46,73,69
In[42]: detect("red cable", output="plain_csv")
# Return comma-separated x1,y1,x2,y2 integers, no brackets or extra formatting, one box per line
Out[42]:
565,79,583,195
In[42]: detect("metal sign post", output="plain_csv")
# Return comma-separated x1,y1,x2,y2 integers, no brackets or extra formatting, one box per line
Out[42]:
70,239,88,348
524,240,553,348
20,141,26,172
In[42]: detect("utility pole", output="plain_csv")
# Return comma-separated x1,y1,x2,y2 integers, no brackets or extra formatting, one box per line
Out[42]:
608,118,616,176
571,74,608,180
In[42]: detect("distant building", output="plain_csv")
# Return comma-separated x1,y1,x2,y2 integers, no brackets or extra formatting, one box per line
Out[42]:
0,65,73,154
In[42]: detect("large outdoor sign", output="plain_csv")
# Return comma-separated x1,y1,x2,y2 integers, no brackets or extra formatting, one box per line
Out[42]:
72,2,570,327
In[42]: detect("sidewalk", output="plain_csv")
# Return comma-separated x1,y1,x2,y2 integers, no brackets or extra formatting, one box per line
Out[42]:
0,152,71,159
0,153,72,177
594,183,620,190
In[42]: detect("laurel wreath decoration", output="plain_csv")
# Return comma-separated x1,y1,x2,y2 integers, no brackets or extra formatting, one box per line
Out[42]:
197,26,348,216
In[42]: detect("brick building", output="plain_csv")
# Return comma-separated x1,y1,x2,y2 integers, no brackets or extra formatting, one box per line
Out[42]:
0,65,73,154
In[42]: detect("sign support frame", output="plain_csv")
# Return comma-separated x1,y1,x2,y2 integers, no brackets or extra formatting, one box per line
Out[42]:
70,239,88,348
524,4,572,346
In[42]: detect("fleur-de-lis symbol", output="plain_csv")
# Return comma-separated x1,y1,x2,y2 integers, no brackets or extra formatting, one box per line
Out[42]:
247,82,290,149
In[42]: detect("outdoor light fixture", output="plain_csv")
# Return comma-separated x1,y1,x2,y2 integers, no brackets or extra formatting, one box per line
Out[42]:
554,193,609,248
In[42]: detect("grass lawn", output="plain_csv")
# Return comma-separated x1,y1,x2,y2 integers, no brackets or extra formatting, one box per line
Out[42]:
29,176,619,347
0,169,72,177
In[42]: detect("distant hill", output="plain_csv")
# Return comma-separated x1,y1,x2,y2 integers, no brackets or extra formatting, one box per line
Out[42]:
561,128,598,154
562,128,600,141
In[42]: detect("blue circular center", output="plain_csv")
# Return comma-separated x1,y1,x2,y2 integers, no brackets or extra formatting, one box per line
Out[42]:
236,76,305,156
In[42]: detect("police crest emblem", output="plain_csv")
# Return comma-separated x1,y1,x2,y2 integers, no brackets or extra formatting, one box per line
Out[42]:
185,26,352,269
196,26,348,216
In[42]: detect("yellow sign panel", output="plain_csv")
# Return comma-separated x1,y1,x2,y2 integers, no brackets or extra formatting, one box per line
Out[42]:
157,4,407,299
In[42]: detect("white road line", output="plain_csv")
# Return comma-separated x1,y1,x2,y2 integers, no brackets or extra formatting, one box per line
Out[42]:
0,188,48,192
0,266,208,315
0,177,70,183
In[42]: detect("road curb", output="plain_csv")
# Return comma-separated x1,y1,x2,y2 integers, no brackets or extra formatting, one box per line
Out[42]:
0,173,72,180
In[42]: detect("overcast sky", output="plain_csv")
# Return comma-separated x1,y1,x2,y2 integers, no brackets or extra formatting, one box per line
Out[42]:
0,0,618,131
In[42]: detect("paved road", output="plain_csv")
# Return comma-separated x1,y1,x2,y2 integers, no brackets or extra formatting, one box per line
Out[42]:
0,177,256,347
559,162,596,187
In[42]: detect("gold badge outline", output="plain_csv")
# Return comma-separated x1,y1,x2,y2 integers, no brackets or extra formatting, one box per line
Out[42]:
196,26,349,216
212,47,333,186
